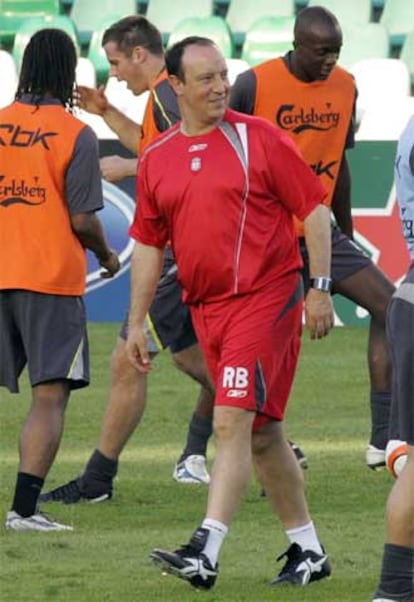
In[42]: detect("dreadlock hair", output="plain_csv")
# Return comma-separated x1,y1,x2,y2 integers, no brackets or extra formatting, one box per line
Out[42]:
16,28,77,111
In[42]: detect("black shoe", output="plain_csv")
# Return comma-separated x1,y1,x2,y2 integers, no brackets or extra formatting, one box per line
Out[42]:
271,542,331,586
150,527,218,590
39,477,112,504
289,440,308,469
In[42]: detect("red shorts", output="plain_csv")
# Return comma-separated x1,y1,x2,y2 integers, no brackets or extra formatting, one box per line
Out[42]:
190,274,303,430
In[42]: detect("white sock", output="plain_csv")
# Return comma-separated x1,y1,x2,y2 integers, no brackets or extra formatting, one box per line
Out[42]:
201,518,228,566
285,521,323,555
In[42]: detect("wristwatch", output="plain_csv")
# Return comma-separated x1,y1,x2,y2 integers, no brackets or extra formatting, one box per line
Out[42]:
310,277,332,292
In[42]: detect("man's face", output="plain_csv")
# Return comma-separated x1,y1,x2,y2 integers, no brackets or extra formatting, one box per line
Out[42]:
174,44,230,127
294,25,342,82
103,41,147,95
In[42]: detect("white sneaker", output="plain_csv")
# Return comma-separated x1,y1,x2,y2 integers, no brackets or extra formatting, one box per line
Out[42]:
173,455,210,484
366,444,386,470
5,510,73,532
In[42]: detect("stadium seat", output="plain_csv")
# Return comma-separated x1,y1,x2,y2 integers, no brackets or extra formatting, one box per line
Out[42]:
0,0,60,46
70,0,137,47
400,29,414,87
104,77,149,124
339,22,390,70
145,0,213,45
225,0,295,47
0,49,18,107
380,0,414,50
350,58,411,124
241,16,295,66
87,16,118,85
76,57,96,87
356,96,414,140
168,16,234,58
226,57,250,84
12,15,79,72
307,0,372,26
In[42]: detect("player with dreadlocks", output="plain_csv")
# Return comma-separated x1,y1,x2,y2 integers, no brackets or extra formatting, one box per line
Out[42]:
0,29,120,532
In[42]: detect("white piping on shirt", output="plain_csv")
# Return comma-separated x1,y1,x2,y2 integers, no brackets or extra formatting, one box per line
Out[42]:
219,121,249,295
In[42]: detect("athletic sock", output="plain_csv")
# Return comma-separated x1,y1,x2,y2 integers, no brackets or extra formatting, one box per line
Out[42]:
201,518,228,566
11,472,44,517
179,413,213,461
286,521,323,555
370,391,391,450
79,449,118,495
375,543,414,599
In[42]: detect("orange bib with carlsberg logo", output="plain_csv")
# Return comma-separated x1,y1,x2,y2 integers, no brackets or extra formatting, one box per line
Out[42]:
0,102,88,295
252,58,355,236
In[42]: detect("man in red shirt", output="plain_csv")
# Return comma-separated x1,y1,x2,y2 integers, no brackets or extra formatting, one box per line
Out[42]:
127,37,334,590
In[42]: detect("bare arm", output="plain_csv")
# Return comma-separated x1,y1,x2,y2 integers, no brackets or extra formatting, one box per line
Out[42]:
71,212,120,278
78,86,141,154
331,156,353,239
126,242,164,372
303,204,334,339
99,156,138,182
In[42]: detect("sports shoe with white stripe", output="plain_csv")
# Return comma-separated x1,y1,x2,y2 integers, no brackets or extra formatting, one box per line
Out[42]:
150,527,218,590
366,444,386,470
173,455,210,484
5,510,73,532
39,477,112,504
271,542,331,586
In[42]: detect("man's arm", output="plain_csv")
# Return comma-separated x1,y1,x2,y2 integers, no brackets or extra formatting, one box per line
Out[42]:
78,86,141,154
71,213,120,278
126,242,164,372
303,204,334,339
331,155,353,239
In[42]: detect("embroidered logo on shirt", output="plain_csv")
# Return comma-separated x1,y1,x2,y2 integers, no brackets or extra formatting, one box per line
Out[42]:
190,157,202,172
188,143,207,152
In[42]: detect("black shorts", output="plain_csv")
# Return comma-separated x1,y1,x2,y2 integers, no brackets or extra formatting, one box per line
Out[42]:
120,247,197,354
300,227,372,292
387,265,414,445
0,290,89,394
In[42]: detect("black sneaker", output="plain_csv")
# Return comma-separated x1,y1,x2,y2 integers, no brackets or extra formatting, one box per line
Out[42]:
150,527,218,590
289,440,308,469
39,477,112,504
271,542,331,586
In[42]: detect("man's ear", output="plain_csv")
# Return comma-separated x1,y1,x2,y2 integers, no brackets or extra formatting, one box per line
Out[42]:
132,45,147,64
168,74,183,96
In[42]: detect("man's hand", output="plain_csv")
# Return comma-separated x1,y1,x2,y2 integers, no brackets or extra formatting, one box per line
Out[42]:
126,324,152,373
77,85,109,116
304,289,334,339
100,155,138,182
98,250,120,279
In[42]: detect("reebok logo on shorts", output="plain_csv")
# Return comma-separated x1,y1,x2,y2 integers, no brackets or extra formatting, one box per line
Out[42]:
222,366,249,398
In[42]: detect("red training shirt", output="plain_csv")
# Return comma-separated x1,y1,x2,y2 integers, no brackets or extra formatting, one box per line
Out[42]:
130,109,326,304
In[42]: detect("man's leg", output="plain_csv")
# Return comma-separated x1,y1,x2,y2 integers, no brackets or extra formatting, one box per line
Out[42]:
172,343,215,483
39,336,147,503
6,381,73,531
151,406,254,589
252,420,330,586
373,447,414,601
333,262,395,466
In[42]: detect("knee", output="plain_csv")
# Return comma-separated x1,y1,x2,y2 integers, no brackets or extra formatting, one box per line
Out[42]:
251,422,283,457
172,352,212,391
213,407,251,443
32,382,70,414
110,339,140,384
